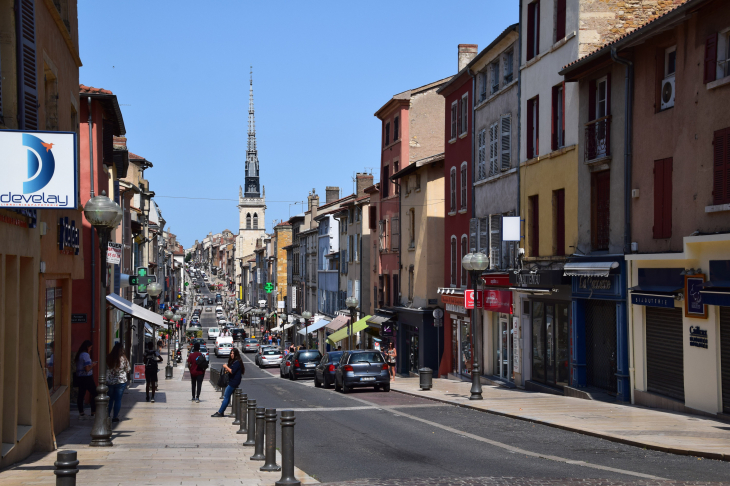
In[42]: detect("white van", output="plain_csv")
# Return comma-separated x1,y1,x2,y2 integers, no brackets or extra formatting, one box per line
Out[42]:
215,335,233,348
207,327,220,341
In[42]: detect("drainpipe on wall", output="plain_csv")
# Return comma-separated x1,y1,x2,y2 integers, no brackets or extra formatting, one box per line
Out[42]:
516,5,523,247
611,47,634,404
88,97,95,334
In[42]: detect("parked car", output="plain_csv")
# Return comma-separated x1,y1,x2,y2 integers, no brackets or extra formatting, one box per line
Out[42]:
314,351,343,388
215,342,233,358
255,345,273,365
259,348,283,368
207,327,220,341
286,349,323,380
205,307,212,312
334,350,390,392
243,338,259,353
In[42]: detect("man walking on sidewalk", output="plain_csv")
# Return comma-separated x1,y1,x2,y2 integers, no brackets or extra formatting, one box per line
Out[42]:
188,343,206,403
144,341,163,402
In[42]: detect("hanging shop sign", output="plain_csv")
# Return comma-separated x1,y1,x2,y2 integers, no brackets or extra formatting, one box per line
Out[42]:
465,290,482,309
684,274,707,319
689,325,708,349
509,270,570,288
484,290,512,314
58,217,80,255
481,274,511,287
442,294,467,315
0,130,78,209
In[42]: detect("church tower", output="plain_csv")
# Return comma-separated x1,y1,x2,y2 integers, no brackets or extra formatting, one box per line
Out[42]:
237,69,267,278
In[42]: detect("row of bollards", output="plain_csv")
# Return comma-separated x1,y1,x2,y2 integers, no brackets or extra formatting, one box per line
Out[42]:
228,381,300,486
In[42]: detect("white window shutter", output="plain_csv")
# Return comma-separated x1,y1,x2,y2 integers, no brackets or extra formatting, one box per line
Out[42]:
501,115,511,170
478,130,486,180
490,214,502,269
347,279,353,298
355,280,360,301
478,217,489,254
469,218,478,253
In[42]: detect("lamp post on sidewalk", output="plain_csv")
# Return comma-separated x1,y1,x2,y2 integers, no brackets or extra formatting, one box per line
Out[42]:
173,313,181,368
84,191,123,447
164,309,174,379
462,251,489,401
301,311,311,350
346,296,358,351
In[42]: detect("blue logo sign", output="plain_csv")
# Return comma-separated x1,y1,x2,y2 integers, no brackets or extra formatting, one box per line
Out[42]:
23,134,55,194
631,294,675,308
58,217,80,255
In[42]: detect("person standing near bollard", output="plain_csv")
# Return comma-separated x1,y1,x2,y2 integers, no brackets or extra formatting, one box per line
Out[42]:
106,343,130,423
74,340,97,418
187,343,205,403
211,347,244,417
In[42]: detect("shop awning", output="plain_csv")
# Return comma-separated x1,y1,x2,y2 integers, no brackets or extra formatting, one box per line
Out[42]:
106,293,164,327
366,314,392,328
326,314,350,331
283,322,295,330
700,260,730,306
241,307,253,314
298,319,331,335
271,325,282,332
144,323,154,336
563,261,619,277
326,316,372,344
628,284,684,296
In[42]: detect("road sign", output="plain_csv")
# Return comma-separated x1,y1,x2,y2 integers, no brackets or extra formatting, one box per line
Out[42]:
265,282,273,293
107,242,122,265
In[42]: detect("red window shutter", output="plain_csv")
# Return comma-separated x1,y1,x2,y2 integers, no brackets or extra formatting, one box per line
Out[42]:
551,85,558,151
561,82,566,145
535,95,539,156
704,34,718,84
527,98,534,158
714,128,730,205
662,159,672,238
555,189,565,256
556,0,566,41
369,207,376,230
588,79,597,121
17,0,38,130
457,99,461,135
527,2,535,60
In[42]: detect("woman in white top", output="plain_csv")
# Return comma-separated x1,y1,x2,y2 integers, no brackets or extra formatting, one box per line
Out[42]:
106,343,131,423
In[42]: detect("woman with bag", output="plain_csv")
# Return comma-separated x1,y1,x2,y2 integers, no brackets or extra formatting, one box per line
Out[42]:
106,343,130,423
75,340,98,417
211,348,244,417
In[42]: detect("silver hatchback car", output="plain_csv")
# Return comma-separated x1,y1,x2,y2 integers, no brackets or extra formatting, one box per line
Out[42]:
259,348,283,368
243,338,259,353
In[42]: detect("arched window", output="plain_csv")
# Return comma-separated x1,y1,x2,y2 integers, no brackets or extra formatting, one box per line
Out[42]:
246,213,251,229
253,213,258,229
461,234,468,286
450,236,457,286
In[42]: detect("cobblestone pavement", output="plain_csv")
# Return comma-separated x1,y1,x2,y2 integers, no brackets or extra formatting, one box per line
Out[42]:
317,478,730,486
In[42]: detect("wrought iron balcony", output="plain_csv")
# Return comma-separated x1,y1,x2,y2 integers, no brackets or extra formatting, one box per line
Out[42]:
584,116,611,162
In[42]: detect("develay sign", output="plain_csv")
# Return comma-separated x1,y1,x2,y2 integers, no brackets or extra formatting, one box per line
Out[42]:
0,130,78,209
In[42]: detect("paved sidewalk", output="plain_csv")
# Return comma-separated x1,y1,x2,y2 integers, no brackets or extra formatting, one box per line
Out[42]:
389,377,730,461
317,478,727,486
0,367,318,485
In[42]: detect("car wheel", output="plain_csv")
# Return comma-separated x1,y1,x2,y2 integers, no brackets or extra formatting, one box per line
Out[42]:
323,376,331,389
342,381,350,393
314,375,321,388
382,384,390,392
374,384,380,391
290,371,296,381
334,377,341,391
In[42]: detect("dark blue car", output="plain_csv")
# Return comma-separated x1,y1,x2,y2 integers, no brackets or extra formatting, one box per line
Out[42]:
314,351,343,389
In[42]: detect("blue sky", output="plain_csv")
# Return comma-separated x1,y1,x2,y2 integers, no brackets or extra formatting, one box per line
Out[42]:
79,1,518,248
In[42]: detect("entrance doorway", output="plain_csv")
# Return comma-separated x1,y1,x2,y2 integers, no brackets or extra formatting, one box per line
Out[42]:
531,301,569,388
494,313,513,381
407,328,419,374
586,300,617,393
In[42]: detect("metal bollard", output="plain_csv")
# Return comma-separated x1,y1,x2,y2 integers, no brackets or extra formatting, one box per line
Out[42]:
237,394,248,434
260,408,281,472
275,411,300,486
232,389,242,423
54,450,79,486
243,399,256,446
249,407,266,460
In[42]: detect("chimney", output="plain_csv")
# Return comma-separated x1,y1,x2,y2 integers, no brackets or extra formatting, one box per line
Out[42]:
325,186,340,204
308,189,319,218
356,173,374,198
458,44,478,72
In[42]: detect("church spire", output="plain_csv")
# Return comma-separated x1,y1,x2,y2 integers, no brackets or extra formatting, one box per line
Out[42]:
244,67,261,198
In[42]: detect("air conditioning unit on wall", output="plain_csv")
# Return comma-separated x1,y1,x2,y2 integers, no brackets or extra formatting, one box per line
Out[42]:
661,76,675,110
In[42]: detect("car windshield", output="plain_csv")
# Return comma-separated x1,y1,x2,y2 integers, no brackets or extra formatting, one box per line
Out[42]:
327,352,343,363
264,350,279,356
298,351,322,362
209,328,217,332
246,339,258,344
349,352,384,364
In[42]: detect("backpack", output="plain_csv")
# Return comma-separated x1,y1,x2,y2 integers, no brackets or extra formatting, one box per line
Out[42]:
195,354,208,372
144,351,157,368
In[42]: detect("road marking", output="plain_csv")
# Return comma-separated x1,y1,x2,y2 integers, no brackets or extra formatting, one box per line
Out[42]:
271,373,669,481
281,404,445,412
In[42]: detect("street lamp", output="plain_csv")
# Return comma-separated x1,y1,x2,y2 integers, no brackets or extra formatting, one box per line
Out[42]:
83,191,123,447
173,313,181,367
301,311,312,350
462,251,489,400
164,309,174,379
345,296,358,351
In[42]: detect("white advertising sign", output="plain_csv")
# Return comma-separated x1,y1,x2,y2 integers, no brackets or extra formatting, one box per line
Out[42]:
277,301,285,309
502,216,521,241
291,286,297,307
0,130,78,208
107,242,122,265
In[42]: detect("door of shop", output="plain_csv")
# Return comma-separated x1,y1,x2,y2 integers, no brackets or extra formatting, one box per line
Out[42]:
720,307,730,413
585,300,617,393
646,306,684,401
495,313,513,381
531,302,569,387
407,328,419,374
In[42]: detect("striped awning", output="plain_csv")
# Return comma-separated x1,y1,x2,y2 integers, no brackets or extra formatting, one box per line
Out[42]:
563,261,619,277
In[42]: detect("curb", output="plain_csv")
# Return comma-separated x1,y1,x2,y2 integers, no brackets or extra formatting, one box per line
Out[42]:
390,386,729,462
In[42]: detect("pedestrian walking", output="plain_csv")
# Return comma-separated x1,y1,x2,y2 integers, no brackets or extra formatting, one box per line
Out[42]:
144,341,163,402
106,343,130,423
386,342,397,382
188,343,206,403
74,340,97,417
211,348,244,417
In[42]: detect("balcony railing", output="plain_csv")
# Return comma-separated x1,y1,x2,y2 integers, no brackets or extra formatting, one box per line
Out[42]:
585,116,611,162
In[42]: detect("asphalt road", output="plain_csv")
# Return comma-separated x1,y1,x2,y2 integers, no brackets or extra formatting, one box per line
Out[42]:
191,274,730,484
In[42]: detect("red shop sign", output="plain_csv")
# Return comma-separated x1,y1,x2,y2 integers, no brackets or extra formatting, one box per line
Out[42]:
465,290,483,309
483,290,512,314
481,274,511,287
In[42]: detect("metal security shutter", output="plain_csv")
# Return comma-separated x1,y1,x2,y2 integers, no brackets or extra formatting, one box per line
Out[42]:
721,307,730,413
646,306,684,401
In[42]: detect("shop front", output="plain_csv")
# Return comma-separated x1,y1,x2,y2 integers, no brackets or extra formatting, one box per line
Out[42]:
565,258,628,401
480,274,515,384
440,292,475,379
510,269,572,393
393,307,441,377
627,234,730,417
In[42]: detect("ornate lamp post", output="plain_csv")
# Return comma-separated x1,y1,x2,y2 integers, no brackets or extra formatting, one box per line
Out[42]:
462,251,489,401
83,191,123,447
301,311,312,350
345,296,359,351
164,309,174,379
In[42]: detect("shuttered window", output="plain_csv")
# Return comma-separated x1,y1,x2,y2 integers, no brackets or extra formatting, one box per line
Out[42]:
489,215,501,270
477,129,487,180
592,171,611,250
450,236,457,286
393,117,399,141
527,96,539,158
460,93,468,136
554,189,565,256
704,34,718,84
384,122,390,146
529,195,539,257
646,307,684,402
478,217,488,255
713,128,730,205
653,158,673,239
451,102,458,140
460,163,467,210
18,0,38,130
460,236,468,286
469,218,478,253
555,0,566,41
489,123,498,176
527,1,540,61
369,206,376,230
450,167,457,212
391,216,399,251
501,114,511,170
